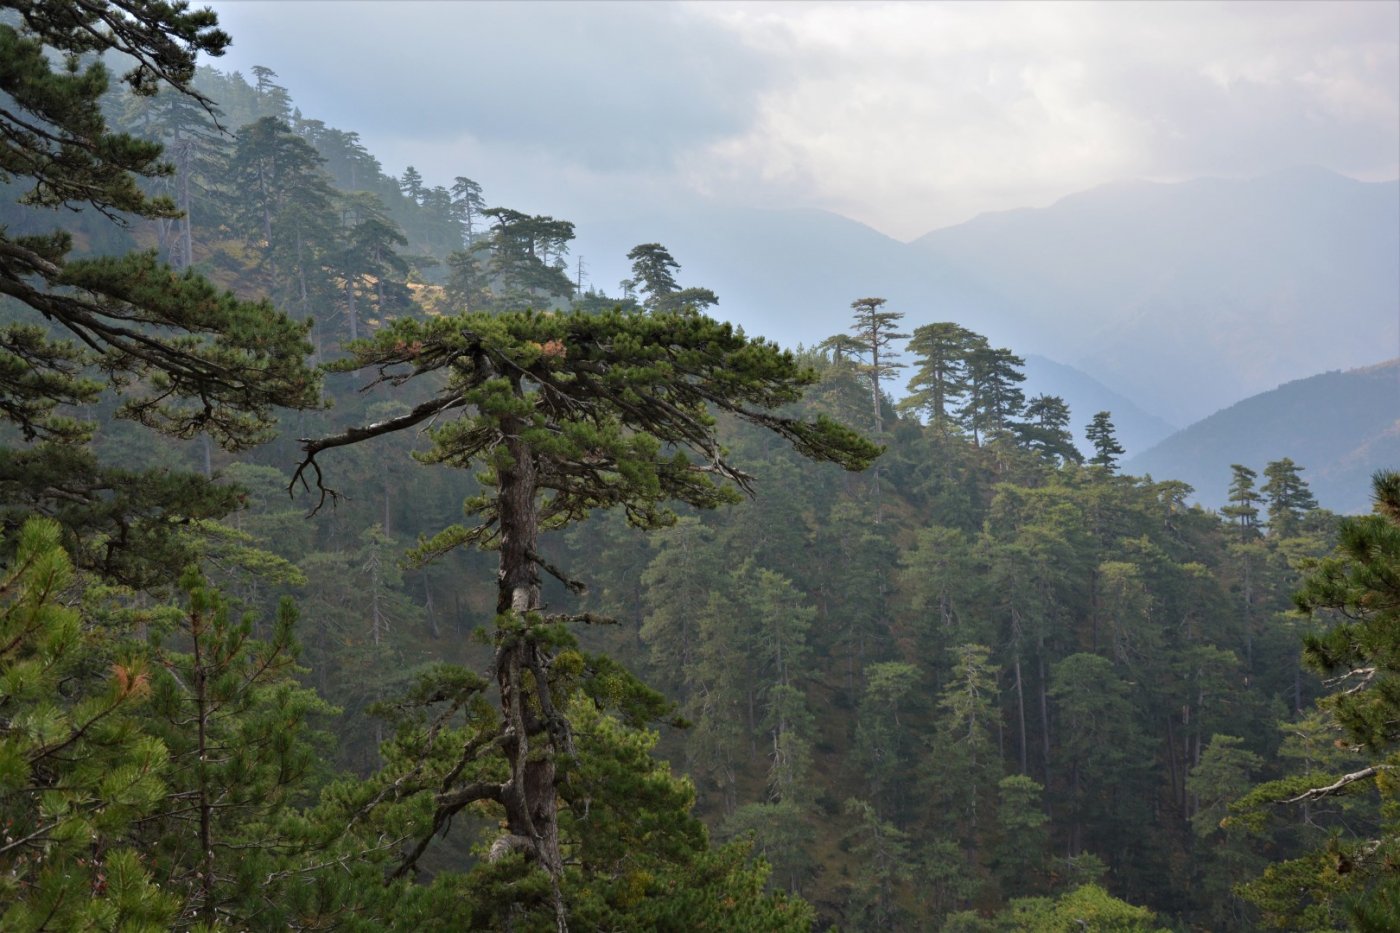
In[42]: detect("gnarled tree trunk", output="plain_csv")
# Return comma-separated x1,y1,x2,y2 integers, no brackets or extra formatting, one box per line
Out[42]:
494,396,569,932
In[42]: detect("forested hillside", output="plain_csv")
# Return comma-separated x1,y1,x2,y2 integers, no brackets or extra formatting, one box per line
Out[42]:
1,5,1396,931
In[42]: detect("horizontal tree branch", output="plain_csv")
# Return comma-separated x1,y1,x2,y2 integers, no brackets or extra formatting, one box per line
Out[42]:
1284,765,1386,804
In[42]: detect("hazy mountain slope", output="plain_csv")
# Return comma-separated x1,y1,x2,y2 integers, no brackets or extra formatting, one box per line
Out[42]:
575,169,1396,431
1125,359,1400,514
574,202,1026,350
911,167,1399,425
1022,354,1177,458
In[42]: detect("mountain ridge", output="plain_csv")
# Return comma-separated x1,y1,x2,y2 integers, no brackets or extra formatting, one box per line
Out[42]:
1125,358,1400,514
573,168,1396,430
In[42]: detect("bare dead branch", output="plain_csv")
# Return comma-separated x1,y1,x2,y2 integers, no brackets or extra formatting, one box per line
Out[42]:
290,394,469,513
528,549,586,595
1284,765,1386,804
543,612,618,626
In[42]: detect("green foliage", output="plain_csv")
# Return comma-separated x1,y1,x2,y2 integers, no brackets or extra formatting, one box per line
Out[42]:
960,344,1025,445
1234,471,1400,928
1189,735,1262,840
0,518,366,930
901,321,979,433
854,661,922,820
2,10,1365,926
625,243,718,314
1015,883,1168,931
1298,474,1400,752
0,518,179,930
842,797,914,930
292,304,877,926
992,775,1050,898
1085,411,1125,471
472,207,576,309
1222,463,1262,539
944,883,1166,932
1185,735,1264,927
1049,653,1149,863
572,838,815,932
0,2,320,585
137,572,337,926
1017,394,1082,465
927,644,1002,851
308,308,879,522
721,800,817,895
1262,457,1320,539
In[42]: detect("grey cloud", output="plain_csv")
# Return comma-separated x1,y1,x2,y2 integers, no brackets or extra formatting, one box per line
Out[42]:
1079,51,1397,181
209,1,1398,238
211,1,771,174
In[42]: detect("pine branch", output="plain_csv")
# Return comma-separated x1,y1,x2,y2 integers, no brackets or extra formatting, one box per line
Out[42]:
291,394,469,513
1283,765,1387,804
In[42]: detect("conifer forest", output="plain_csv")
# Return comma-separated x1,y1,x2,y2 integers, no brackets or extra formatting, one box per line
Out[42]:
0,3,1397,931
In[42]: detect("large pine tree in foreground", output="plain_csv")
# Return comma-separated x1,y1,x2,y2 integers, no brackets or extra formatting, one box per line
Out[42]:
295,307,879,929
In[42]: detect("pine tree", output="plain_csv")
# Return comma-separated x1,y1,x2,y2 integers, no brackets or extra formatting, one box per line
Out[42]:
1085,411,1125,471
451,175,487,245
1050,653,1145,860
1261,457,1319,538
330,190,411,341
1185,735,1263,929
0,1,318,581
444,244,492,311
847,297,908,434
992,775,1050,898
638,518,723,698
853,661,921,821
842,797,914,930
293,308,878,928
479,207,576,308
249,65,292,120
0,519,180,930
1015,394,1082,464
817,332,867,366
739,563,816,803
958,343,1026,446
625,243,718,314
927,643,1003,864
900,322,979,433
138,571,335,927
626,243,681,301
0,519,346,930
1222,464,1262,540
399,164,425,204
121,84,230,270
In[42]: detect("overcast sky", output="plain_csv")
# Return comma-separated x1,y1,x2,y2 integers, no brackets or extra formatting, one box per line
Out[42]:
204,0,1399,241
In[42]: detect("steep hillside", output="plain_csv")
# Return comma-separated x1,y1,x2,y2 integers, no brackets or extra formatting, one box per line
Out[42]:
1125,358,1400,514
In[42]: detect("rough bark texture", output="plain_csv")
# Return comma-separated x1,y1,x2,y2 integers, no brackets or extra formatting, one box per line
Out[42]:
494,392,568,931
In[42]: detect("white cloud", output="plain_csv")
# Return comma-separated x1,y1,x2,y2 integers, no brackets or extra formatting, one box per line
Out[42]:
206,0,1398,240
672,1,1399,236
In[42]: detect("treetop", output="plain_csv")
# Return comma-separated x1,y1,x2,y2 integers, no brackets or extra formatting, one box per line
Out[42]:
295,307,881,522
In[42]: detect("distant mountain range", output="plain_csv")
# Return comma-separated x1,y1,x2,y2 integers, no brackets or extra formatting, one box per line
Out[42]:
574,166,1398,432
1126,358,1400,515
1021,355,1178,457
911,166,1399,426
